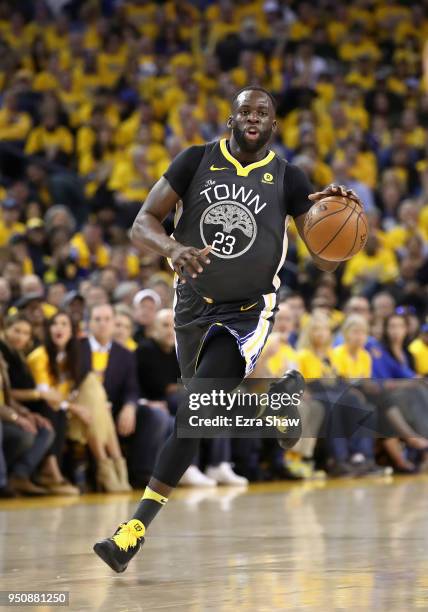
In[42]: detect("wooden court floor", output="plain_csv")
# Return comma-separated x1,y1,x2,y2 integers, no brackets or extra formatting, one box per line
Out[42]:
1,476,428,612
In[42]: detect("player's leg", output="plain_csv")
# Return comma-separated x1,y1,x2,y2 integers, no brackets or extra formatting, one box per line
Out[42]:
93,330,245,573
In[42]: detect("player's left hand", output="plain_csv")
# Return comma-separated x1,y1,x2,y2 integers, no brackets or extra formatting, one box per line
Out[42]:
309,184,364,209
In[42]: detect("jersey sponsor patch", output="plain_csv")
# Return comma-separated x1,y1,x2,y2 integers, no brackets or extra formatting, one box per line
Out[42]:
262,172,274,184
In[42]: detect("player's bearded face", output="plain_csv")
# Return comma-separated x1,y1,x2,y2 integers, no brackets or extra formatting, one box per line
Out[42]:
232,121,272,152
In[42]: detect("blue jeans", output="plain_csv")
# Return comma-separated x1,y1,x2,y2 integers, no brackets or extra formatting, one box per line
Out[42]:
2,421,55,478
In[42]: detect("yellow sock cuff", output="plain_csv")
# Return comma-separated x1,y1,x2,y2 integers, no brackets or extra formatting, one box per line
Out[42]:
141,486,168,505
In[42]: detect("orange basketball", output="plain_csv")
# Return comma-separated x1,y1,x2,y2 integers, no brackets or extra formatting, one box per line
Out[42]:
303,196,368,262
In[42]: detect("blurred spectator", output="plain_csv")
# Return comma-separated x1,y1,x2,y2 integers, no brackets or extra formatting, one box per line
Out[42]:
132,288,161,345
330,315,384,475
372,291,396,321
342,233,398,295
283,293,307,347
136,309,180,409
370,313,428,472
0,90,32,142
26,312,91,494
113,304,137,351
331,158,375,212
0,342,54,496
15,293,47,348
409,321,428,376
0,198,25,247
62,291,85,329
254,302,297,378
0,279,11,318
25,110,73,166
80,303,170,488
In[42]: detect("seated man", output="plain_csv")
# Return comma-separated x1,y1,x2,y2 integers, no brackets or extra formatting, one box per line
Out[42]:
137,309,247,486
80,303,170,488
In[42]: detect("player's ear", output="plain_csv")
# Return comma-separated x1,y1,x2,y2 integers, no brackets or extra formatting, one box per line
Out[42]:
227,115,233,128
271,119,277,133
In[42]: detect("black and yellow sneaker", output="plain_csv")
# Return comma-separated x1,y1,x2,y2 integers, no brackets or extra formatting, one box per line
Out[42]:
93,519,145,573
268,369,305,450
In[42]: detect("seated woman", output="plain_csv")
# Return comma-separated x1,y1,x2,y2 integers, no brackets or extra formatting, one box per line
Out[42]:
0,313,74,495
367,312,428,472
27,311,131,492
0,348,54,496
331,315,386,476
297,313,381,477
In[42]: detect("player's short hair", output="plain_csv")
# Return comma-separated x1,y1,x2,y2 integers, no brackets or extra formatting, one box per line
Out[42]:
232,86,277,110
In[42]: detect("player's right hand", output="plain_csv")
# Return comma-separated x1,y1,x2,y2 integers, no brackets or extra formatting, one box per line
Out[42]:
170,244,211,282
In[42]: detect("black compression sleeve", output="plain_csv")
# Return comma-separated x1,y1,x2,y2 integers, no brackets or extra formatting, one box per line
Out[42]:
285,163,315,218
163,145,206,198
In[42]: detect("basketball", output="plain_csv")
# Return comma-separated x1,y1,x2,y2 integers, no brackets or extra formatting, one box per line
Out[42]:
303,196,368,262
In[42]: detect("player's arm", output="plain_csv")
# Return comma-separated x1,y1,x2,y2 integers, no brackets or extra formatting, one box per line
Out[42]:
130,147,211,282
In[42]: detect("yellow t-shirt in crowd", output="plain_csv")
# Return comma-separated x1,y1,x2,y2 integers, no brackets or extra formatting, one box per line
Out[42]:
331,345,372,378
342,248,398,287
0,221,26,246
0,108,32,141
408,338,428,376
266,343,298,378
383,226,414,251
25,125,74,156
32,71,59,92
107,160,153,202
70,233,110,269
296,348,336,379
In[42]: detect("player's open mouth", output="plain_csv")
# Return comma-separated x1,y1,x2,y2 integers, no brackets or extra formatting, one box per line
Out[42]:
245,127,260,140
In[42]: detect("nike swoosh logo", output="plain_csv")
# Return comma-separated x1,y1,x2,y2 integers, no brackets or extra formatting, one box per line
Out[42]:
240,302,258,311
210,165,228,171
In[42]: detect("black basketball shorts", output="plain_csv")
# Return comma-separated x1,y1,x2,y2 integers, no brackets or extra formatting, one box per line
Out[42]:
173,282,278,380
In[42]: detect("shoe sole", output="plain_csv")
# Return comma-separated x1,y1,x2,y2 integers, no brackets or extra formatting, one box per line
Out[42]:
93,542,128,573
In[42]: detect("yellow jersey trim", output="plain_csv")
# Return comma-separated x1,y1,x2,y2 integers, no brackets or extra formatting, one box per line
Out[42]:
219,139,275,177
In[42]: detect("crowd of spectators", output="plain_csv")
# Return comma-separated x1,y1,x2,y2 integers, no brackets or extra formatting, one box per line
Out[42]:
0,0,427,496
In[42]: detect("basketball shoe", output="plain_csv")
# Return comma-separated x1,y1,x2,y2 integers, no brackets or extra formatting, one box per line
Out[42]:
267,369,305,449
93,519,145,573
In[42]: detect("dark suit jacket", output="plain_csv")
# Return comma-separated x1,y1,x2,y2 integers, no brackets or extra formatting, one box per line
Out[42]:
79,338,139,417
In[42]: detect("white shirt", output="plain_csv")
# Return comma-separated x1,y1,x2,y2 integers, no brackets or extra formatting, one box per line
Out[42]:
88,335,112,354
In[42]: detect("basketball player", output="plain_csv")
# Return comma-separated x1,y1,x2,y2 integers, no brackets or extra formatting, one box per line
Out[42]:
93,87,363,572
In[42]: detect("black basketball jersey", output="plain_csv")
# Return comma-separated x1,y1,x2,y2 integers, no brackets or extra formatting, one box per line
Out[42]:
167,138,312,303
